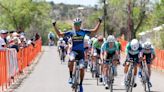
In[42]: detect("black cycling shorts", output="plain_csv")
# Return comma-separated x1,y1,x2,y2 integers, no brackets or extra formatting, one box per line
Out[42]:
96,48,101,55
143,53,152,64
128,54,139,63
107,51,116,59
73,50,84,60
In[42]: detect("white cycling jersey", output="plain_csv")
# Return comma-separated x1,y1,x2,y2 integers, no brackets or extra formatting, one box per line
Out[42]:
58,40,66,47
84,35,91,48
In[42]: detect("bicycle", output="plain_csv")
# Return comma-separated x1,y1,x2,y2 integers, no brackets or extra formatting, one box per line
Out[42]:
105,58,115,92
141,58,151,92
72,60,80,92
48,39,54,46
59,46,65,63
125,59,137,92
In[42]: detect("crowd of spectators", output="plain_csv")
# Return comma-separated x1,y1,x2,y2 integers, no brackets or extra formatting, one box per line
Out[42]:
0,30,40,52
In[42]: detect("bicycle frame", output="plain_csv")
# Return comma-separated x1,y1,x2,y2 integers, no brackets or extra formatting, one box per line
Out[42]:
126,60,137,92
72,60,80,92
141,59,151,92
105,59,115,92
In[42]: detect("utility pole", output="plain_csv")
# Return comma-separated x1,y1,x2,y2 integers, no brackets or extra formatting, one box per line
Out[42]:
103,0,107,37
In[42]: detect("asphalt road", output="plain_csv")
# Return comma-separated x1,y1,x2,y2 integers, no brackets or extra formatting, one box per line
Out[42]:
15,46,164,92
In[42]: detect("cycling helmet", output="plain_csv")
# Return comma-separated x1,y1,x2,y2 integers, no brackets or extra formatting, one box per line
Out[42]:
59,38,63,41
73,18,82,26
143,41,152,49
130,39,139,51
107,35,115,42
97,35,103,42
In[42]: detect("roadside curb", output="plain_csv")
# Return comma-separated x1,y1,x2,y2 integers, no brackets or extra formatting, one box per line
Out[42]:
5,50,44,92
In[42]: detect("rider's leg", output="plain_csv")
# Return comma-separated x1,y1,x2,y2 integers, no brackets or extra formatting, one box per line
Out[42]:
68,61,74,78
147,63,152,87
103,64,108,84
113,60,118,76
147,64,151,77
123,63,129,84
80,68,85,85
84,49,89,68
133,65,138,87
92,56,97,71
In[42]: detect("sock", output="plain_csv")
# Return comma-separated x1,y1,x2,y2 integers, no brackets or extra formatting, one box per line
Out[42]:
104,76,107,84
134,76,136,83
124,74,127,81
70,71,72,78
80,80,83,85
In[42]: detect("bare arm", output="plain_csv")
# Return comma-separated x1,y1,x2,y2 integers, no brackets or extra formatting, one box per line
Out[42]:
52,22,65,37
90,22,101,36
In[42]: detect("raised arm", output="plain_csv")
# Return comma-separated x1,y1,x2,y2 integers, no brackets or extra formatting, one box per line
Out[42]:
90,18,102,35
52,22,65,37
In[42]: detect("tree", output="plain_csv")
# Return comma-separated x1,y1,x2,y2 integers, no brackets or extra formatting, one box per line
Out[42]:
0,0,51,32
0,0,52,44
97,0,152,40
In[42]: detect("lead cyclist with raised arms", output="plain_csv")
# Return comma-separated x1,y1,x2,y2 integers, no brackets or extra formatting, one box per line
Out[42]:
53,18,102,92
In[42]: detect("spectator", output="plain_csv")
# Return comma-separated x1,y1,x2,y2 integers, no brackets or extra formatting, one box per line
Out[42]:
7,31,14,43
0,30,7,49
8,32,21,52
0,30,8,44
35,32,40,41
10,37,20,52
19,35,27,48
0,37,6,49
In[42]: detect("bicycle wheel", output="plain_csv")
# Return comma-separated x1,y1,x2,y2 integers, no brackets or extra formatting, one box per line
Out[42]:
73,69,80,92
96,63,100,85
107,66,111,89
126,69,132,92
109,67,114,92
142,63,151,92
129,70,134,92
146,74,151,92
141,69,147,92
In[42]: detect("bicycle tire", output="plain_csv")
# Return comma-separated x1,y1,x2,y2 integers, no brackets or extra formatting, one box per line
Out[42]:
142,62,151,92
147,81,151,92
75,71,80,92
129,70,134,92
107,65,112,89
126,67,132,92
96,63,100,86
146,74,151,92
110,67,114,92
72,62,80,92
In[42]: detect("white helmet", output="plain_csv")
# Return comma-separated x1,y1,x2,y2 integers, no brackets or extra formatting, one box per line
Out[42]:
107,35,115,42
130,39,139,51
144,41,152,49
73,18,82,24
59,38,63,41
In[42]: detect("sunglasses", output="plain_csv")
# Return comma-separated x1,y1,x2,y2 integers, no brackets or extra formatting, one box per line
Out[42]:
74,22,81,26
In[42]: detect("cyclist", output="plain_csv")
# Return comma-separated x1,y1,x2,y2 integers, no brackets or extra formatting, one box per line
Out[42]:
91,35,104,79
123,39,142,87
90,35,97,46
84,35,91,68
101,35,119,89
139,41,155,87
116,38,121,64
53,17,102,91
48,31,55,46
57,38,66,61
